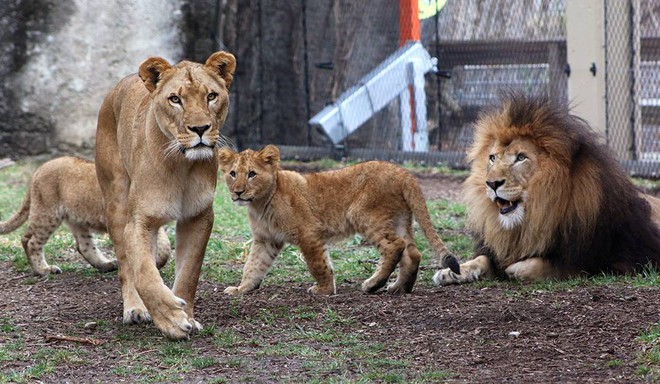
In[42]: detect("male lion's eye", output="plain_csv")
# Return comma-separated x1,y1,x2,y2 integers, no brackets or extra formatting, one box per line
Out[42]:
248,171,257,179
207,92,218,101
488,154,496,162
168,95,181,104
229,171,236,178
516,153,527,162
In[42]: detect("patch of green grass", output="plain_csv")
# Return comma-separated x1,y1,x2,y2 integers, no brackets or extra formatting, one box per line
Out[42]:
636,323,660,380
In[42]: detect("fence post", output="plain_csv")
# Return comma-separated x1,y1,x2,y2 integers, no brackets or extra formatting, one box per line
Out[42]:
399,0,428,152
566,0,607,136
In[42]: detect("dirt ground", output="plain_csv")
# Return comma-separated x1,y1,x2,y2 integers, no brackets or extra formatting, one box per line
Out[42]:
0,173,658,383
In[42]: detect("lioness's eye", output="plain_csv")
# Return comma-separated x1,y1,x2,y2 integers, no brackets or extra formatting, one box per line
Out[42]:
488,154,496,162
168,95,181,104
207,92,218,101
229,170,236,178
248,171,257,179
516,153,527,162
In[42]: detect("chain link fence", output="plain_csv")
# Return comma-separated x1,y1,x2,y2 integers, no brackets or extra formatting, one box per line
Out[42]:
224,0,660,176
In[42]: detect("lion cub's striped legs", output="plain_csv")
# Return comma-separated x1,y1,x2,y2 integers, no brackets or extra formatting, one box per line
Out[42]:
224,240,283,295
302,243,336,295
21,224,62,276
68,224,118,273
361,234,408,293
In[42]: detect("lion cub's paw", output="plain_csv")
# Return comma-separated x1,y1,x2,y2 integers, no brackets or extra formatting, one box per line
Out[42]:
223,286,243,296
307,284,336,295
96,260,118,273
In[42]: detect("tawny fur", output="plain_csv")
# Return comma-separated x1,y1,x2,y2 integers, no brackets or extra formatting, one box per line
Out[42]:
94,51,236,340
219,145,459,295
434,93,660,285
0,156,170,276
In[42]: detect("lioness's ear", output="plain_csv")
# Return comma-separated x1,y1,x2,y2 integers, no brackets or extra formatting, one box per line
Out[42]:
218,147,236,170
204,51,237,89
139,57,172,93
259,145,280,166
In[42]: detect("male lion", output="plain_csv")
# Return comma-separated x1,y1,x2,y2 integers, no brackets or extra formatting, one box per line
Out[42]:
0,156,171,276
95,51,236,339
218,145,459,295
434,93,660,285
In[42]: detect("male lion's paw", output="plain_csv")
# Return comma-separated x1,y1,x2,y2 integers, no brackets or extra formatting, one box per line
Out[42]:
432,268,478,286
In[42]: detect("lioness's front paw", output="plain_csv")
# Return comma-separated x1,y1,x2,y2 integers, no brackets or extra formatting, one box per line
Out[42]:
432,268,478,286
151,296,196,340
123,306,152,324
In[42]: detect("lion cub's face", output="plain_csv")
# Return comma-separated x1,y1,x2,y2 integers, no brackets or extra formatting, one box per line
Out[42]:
485,138,539,230
218,145,280,206
139,52,236,161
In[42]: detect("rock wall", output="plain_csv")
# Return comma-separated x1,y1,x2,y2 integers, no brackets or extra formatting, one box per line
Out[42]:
0,0,185,157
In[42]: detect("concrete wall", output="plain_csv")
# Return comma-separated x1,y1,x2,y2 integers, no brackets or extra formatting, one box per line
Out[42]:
1,0,185,157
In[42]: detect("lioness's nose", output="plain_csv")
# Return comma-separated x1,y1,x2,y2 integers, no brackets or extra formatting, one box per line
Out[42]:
189,125,210,137
486,179,505,191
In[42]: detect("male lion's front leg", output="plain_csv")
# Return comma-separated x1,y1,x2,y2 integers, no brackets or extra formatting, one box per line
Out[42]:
224,239,283,295
504,258,564,281
125,218,195,340
433,255,493,285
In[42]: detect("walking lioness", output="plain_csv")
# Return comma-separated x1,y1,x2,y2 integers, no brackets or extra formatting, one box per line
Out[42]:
95,51,236,339
218,145,459,295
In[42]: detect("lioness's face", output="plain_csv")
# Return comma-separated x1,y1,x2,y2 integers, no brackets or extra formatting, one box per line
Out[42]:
218,145,280,206
485,138,538,229
139,52,236,161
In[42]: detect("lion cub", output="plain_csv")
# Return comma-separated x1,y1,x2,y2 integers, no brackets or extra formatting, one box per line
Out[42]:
219,145,459,295
0,156,171,276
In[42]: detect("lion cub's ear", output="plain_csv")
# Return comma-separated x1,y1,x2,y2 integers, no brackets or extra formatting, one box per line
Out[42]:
258,145,280,167
204,51,237,89
139,57,172,93
218,147,237,171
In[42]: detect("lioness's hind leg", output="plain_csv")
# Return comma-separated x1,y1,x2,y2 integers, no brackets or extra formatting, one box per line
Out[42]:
21,222,61,276
361,233,406,294
387,243,421,294
69,224,117,273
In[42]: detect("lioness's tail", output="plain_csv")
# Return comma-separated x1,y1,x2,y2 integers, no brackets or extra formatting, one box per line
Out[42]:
404,181,461,274
0,185,31,234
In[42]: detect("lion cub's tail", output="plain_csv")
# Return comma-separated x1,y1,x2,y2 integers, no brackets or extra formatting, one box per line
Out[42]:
404,182,461,274
0,183,31,234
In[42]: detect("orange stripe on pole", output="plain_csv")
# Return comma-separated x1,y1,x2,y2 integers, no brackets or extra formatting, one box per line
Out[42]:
400,0,420,149
399,0,420,46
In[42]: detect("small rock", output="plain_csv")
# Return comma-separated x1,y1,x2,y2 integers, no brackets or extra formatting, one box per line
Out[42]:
508,331,520,337
84,322,97,329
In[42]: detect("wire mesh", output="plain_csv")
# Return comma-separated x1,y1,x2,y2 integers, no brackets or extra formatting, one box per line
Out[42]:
224,0,660,176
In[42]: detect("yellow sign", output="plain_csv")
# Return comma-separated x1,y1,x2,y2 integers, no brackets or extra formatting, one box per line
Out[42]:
419,0,447,20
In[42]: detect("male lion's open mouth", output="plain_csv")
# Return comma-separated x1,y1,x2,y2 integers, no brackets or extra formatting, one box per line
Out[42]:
495,197,520,215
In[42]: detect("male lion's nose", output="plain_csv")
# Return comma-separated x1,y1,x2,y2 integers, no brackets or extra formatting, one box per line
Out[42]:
486,179,505,191
189,125,210,137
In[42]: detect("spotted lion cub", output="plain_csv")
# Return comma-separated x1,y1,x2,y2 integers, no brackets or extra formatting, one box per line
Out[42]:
0,156,171,276
219,145,459,295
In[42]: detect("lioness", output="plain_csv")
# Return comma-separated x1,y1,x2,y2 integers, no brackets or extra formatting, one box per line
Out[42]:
218,145,459,295
95,51,236,339
0,156,171,276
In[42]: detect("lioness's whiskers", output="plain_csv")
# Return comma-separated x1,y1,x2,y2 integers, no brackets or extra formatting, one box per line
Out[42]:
162,140,181,159
216,135,237,151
